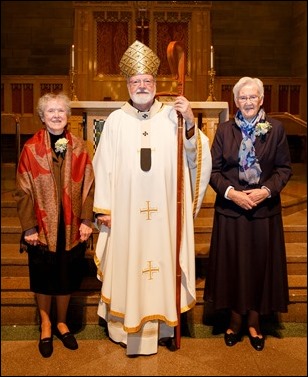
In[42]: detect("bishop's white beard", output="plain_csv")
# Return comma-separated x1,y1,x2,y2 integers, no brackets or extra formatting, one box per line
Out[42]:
130,89,156,106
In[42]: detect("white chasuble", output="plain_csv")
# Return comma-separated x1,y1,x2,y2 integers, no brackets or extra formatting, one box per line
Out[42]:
93,99,211,354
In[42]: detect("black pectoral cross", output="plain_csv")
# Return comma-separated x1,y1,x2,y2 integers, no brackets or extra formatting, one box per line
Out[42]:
141,128,151,171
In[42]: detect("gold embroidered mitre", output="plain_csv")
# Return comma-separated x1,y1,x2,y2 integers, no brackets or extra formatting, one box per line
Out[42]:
119,40,160,77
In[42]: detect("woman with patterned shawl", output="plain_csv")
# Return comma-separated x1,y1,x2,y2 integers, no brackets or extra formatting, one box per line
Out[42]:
204,77,292,352
14,92,95,358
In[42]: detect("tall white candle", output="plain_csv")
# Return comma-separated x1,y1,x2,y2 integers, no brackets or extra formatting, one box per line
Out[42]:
71,45,75,69
210,45,214,69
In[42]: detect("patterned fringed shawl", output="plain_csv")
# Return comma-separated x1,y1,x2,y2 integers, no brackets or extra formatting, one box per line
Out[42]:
16,129,94,252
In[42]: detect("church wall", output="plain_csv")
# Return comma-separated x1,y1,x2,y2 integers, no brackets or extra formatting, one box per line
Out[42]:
1,1,307,120
1,1,306,78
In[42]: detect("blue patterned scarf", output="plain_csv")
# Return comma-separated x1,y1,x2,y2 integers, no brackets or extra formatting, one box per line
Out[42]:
235,108,266,185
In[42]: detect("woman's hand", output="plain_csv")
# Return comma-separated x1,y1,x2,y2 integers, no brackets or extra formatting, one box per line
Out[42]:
24,232,39,246
24,227,39,245
228,188,269,210
79,223,93,241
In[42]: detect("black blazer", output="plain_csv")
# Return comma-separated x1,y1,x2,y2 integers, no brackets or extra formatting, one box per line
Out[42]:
210,116,293,218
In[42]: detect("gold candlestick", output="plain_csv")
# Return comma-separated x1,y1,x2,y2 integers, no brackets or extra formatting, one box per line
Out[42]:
69,69,79,101
206,68,216,102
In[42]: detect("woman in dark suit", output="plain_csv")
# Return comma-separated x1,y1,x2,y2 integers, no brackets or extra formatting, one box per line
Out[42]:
204,77,292,351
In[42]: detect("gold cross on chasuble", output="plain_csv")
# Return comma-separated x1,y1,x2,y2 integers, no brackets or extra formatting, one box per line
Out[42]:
140,201,158,220
142,261,159,280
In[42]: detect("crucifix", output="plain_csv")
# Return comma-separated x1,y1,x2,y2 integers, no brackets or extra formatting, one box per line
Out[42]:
136,9,149,44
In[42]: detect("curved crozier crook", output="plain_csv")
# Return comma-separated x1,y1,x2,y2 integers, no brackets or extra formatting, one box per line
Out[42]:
166,41,185,96
156,41,186,99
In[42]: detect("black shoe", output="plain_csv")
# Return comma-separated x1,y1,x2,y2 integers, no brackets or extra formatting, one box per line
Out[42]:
39,337,53,358
118,342,127,349
56,330,78,350
249,334,265,351
158,337,177,351
224,332,240,347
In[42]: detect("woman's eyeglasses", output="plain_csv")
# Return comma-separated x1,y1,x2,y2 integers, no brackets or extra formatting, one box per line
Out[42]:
237,95,260,103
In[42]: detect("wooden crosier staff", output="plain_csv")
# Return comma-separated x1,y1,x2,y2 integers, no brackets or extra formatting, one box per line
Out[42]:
155,41,185,350
167,41,186,350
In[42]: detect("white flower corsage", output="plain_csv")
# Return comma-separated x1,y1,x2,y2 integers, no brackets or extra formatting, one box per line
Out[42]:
255,121,272,137
55,138,69,153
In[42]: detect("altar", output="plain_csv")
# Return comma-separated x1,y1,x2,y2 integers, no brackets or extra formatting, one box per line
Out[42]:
70,101,229,157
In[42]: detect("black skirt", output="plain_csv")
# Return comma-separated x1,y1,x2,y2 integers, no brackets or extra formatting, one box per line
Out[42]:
204,211,289,316
27,242,87,295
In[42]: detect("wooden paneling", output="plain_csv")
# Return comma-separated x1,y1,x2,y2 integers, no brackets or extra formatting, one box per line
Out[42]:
215,77,306,120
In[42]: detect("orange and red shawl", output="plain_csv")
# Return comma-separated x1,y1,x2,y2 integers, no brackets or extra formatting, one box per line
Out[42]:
16,129,94,252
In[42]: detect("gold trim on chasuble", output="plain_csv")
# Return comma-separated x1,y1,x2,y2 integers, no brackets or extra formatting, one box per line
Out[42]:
192,131,203,218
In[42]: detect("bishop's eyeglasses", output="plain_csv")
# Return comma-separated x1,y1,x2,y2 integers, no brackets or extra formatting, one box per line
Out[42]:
129,79,155,88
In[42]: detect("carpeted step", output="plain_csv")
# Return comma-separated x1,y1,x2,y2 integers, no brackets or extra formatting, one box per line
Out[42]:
2,242,306,276
1,282,306,325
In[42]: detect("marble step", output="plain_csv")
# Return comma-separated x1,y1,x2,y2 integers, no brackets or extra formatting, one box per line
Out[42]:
2,272,306,297
1,242,306,276
2,187,306,218
1,208,307,244
1,275,306,325
2,161,306,218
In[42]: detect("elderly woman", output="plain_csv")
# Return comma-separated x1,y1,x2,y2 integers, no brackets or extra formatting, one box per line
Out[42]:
204,77,292,351
14,92,95,357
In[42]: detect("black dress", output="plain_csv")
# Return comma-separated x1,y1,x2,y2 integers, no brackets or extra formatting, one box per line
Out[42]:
203,116,292,319
27,214,87,295
204,211,289,316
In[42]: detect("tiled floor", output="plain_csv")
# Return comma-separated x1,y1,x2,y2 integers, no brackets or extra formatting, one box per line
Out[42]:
1,324,307,376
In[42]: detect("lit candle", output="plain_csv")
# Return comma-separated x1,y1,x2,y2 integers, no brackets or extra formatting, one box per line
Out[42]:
71,45,75,69
210,45,214,69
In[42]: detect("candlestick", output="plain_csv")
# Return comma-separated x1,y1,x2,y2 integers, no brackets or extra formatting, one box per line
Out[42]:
210,45,214,69
69,68,78,101
206,68,216,102
71,45,75,69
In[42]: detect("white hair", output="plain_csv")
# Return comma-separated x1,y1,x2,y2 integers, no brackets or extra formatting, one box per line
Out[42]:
233,77,264,99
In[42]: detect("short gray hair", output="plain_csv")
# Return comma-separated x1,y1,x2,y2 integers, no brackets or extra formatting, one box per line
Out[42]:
233,77,264,99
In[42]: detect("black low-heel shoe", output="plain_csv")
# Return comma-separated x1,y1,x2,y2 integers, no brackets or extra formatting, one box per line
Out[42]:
56,329,78,350
39,337,53,358
249,334,265,351
224,332,240,347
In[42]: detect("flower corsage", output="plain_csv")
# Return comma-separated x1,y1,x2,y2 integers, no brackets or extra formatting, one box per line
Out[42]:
55,137,68,157
255,121,272,141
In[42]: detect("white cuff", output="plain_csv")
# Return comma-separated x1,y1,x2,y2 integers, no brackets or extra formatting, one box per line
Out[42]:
261,185,271,198
225,186,234,200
